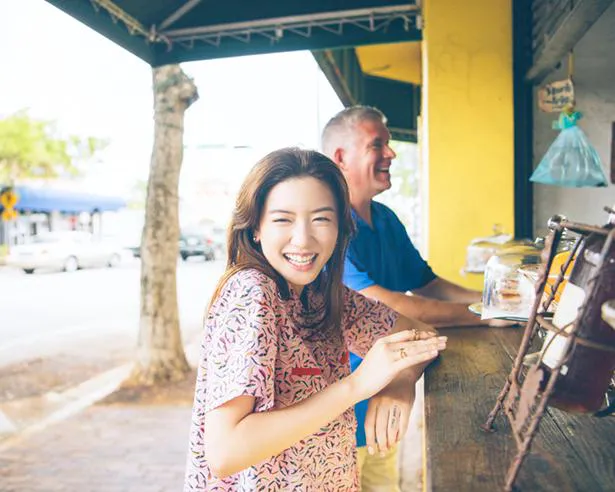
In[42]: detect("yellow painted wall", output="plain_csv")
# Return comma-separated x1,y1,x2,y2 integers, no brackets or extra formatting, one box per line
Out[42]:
421,0,515,290
356,42,422,85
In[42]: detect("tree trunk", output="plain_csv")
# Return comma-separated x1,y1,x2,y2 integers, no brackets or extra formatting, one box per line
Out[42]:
124,64,199,386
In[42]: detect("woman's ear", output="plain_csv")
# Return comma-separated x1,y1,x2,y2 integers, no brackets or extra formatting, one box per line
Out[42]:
252,231,260,243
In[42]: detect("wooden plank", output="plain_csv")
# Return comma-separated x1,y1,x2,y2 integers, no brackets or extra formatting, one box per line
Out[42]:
532,2,571,50
526,0,615,83
424,327,615,491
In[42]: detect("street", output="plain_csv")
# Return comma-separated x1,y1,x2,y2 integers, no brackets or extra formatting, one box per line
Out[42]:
0,257,225,369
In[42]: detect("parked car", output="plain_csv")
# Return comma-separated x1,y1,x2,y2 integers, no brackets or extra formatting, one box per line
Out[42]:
179,234,216,261
6,231,123,274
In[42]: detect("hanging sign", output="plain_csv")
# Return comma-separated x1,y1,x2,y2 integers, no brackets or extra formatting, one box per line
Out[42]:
538,79,575,113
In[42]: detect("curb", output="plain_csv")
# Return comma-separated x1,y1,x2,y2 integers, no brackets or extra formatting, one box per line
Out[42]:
0,341,201,451
0,363,132,451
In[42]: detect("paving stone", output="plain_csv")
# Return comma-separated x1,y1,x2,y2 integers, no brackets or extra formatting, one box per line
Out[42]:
1,404,191,492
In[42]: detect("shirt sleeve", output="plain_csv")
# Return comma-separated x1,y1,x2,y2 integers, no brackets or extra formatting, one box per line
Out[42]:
343,255,376,291
342,286,399,358
202,271,278,414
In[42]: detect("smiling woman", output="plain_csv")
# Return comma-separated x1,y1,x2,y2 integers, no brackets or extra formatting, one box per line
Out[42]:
184,147,447,491
255,176,339,295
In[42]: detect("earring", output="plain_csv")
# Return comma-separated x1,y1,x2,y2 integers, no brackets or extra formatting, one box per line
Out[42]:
252,235,258,242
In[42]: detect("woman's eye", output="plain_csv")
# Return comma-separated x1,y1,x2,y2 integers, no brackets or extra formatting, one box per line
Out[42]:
272,218,290,223
314,216,332,222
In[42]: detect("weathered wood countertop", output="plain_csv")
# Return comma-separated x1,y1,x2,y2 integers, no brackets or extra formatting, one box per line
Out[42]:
424,326,615,491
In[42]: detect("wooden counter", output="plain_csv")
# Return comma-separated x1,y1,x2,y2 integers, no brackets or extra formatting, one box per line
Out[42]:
424,327,615,491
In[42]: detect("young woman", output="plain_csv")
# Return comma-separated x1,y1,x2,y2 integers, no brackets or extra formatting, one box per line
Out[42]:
184,148,446,491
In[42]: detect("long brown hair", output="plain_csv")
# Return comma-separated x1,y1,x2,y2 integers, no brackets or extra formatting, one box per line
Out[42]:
209,147,355,336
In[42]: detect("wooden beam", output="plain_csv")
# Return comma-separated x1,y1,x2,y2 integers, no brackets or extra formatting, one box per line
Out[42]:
526,0,615,83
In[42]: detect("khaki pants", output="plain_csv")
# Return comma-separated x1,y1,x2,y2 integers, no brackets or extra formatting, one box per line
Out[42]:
356,445,401,492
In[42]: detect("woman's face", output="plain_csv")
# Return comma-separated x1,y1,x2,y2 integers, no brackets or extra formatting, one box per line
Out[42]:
256,176,339,295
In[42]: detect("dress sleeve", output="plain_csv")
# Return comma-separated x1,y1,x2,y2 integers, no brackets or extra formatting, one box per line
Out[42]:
342,286,399,358
202,271,278,414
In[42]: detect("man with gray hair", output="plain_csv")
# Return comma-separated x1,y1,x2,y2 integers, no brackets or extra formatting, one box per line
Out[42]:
322,105,505,491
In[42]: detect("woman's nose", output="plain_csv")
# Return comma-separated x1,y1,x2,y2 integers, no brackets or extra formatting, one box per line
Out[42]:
291,222,311,247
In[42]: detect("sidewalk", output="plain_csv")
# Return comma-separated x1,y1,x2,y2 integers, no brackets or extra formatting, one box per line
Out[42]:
0,369,196,492
0,337,202,492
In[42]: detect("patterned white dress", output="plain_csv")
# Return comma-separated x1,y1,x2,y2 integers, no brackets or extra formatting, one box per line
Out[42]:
184,268,398,491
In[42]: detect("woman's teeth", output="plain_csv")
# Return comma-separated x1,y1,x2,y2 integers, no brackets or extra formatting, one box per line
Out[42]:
284,253,316,265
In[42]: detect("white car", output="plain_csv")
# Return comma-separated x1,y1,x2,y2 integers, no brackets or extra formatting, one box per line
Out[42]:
6,231,123,274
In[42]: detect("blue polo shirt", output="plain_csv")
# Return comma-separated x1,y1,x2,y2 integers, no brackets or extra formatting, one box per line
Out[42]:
343,201,436,447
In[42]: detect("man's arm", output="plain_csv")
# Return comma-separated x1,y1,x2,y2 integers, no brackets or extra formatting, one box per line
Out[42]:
361,283,490,328
413,277,481,303
364,314,439,455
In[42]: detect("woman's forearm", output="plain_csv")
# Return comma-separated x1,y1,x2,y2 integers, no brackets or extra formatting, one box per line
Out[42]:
207,376,358,478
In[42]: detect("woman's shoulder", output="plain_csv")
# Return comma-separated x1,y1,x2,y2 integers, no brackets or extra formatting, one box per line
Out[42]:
341,284,380,315
221,268,279,300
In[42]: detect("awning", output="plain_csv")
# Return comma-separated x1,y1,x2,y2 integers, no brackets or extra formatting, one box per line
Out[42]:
1,186,126,214
45,0,421,66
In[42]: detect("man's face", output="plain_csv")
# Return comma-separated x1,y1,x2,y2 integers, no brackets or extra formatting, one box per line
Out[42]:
340,119,396,200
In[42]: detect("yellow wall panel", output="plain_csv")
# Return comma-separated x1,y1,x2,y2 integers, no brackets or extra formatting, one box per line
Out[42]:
422,0,515,290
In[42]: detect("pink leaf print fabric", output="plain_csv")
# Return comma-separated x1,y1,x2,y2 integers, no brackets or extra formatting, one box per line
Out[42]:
184,269,398,491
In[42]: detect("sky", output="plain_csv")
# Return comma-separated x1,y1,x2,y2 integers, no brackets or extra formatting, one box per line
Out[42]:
0,0,344,196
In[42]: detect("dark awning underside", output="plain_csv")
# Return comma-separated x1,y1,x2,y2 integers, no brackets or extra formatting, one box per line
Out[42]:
46,0,421,66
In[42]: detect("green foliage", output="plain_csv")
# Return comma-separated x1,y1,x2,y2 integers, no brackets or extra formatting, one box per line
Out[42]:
0,110,108,182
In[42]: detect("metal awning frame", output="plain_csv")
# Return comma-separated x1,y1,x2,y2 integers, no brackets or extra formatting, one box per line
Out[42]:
90,0,420,51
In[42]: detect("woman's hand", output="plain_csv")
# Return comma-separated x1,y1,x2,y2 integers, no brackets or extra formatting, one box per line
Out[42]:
348,330,447,402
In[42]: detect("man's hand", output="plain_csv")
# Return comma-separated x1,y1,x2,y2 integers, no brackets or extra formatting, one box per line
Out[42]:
364,380,415,456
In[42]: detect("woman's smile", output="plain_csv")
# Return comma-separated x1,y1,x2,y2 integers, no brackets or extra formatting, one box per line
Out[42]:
283,252,318,271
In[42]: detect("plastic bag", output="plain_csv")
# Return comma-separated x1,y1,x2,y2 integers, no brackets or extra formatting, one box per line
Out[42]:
530,111,607,187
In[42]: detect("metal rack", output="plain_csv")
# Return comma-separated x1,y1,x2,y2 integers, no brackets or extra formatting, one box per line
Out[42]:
481,214,615,491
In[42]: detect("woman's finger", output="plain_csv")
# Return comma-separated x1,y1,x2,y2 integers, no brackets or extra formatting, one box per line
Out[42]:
416,329,438,340
399,350,440,367
376,329,421,345
387,337,447,356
